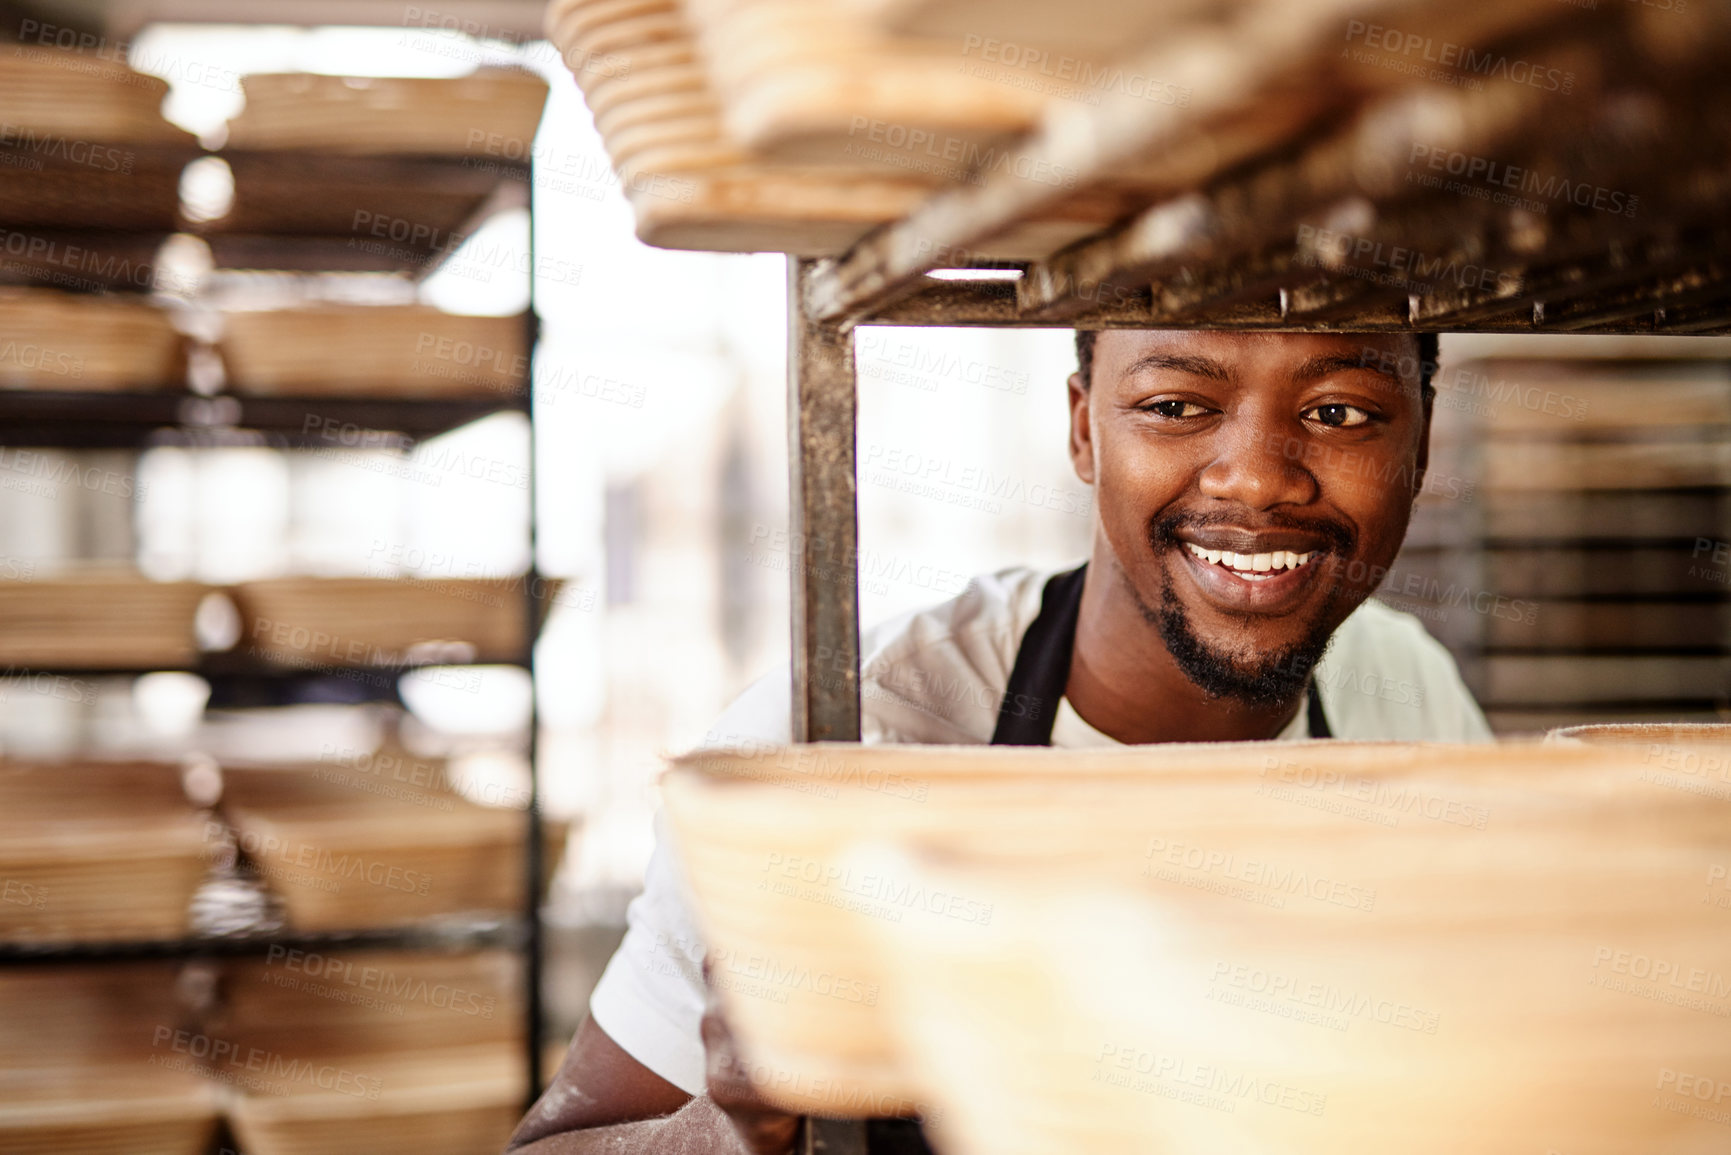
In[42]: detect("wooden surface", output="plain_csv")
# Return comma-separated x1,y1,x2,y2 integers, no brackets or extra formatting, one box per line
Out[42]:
0,571,209,668
223,70,548,156
219,307,529,398
220,765,535,932
0,761,209,944
0,289,187,392
662,740,1731,1152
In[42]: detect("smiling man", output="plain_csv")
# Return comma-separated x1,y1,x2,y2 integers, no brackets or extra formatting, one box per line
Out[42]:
509,330,1491,1155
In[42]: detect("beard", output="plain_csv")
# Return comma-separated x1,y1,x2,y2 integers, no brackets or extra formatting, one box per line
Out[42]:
1136,511,1356,711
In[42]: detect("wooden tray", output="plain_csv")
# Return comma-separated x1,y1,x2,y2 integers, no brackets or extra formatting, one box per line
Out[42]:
0,571,208,668
214,948,522,1057
220,766,549,932
219,307,529,398
0,48,198,147
226,1043,524,1155
0,289,187,392
223,70,548,156
230,577,539,667
662,740,1731,1152
0,960,221,1154
0,761,210,945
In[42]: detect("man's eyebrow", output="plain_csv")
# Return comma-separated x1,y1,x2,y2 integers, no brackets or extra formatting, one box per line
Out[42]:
1291,353,1403,386
1121,352,1233,382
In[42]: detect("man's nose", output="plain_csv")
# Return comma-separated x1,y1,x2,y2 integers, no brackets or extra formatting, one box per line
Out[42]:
1195,421,1319,510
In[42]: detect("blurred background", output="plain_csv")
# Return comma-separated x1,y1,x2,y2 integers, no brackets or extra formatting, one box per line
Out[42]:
1,1,1727,1153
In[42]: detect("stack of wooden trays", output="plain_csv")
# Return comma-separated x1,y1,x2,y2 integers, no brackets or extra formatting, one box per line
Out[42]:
218,307,529,399
546,0,1100,254
0,48,197,233
0,288,187,392
224,71,549,156
0,961,221,1155
663,741,1731,1153
546,0,914,253
0,570,209,668
0,760,212,944
216,946,525,1155
219,766,534,931
1395,357,1731,732
230,576,540,666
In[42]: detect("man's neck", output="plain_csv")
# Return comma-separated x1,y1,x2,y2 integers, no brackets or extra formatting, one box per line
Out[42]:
1062,550,1308,745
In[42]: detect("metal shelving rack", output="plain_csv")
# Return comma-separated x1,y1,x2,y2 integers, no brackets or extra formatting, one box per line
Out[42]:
0,143,551,1106
780,6,1731,1148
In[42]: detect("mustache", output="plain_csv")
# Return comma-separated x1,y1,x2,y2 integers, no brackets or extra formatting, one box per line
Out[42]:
1147,509,1356,558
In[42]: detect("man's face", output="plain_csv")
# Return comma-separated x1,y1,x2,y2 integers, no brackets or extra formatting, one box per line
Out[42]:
1069,330,1432,707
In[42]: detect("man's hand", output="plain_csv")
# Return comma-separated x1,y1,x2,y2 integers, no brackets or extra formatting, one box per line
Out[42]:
702,960,801,1155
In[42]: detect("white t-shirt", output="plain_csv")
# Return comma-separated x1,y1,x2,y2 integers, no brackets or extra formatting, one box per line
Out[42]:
589,565,1493,1094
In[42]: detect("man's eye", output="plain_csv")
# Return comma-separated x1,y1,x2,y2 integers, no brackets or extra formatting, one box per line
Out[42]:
1147,400,1208,418
1306,404,1372,428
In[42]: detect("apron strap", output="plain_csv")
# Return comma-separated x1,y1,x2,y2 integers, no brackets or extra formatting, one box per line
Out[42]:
990,565,1088,745
990,564,1332,745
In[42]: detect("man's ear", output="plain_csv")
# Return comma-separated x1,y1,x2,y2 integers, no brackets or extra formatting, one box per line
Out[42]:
1068,371,1096,486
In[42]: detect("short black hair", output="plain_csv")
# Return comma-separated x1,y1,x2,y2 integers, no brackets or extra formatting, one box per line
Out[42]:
1074,330,1439,402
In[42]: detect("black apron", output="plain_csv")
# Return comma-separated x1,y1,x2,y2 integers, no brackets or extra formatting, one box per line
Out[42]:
868,565,1330,1155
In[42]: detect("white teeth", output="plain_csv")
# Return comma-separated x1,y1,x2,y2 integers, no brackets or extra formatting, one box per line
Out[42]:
1184,542,1318,576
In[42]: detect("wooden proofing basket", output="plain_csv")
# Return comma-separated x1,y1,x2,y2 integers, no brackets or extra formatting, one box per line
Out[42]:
219,307,530,399
226,1043,525,1155
0,289,187,391
0,571,209,668
220,766,545,931
213,950,525,1155
0,962,222,1155
232,577,544,668
662,741,1731,1153
0,760,212,944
